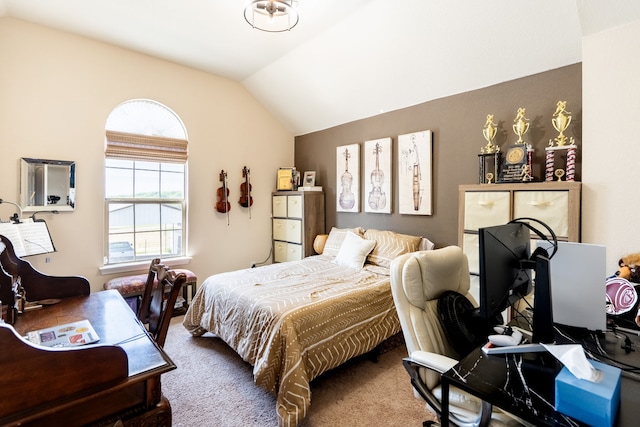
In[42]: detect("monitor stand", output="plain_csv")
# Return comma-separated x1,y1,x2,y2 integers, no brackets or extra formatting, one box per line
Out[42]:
482,254,554,355
532,254,554,344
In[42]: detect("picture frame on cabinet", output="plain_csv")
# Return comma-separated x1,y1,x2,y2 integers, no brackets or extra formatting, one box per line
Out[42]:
303,171,316,187
364,137,392,214
336,143,359,212
277,167,295,191
398,130,433,215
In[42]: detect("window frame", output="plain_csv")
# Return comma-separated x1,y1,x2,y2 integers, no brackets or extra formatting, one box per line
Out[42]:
101,99,190,274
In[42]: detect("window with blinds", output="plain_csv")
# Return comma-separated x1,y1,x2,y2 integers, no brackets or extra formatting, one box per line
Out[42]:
104,99,188,265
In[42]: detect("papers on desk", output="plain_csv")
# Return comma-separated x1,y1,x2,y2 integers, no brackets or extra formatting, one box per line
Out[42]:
25,319,100,348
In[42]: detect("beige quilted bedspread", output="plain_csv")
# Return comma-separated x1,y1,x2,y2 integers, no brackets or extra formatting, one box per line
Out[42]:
183,255,400,427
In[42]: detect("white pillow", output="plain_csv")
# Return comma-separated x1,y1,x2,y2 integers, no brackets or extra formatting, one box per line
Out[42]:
323,227,365,257
332,231,376,270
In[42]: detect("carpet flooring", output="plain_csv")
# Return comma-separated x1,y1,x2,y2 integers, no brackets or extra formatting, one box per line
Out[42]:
162,316,437,426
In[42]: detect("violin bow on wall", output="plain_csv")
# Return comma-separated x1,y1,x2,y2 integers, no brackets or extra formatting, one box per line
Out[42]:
216,169,231,225
239,166,253,218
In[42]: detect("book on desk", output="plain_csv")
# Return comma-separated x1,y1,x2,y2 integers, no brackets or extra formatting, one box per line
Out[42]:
25,319,100,347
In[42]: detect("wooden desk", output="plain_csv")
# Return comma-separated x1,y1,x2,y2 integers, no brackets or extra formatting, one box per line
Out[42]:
0,290,176,427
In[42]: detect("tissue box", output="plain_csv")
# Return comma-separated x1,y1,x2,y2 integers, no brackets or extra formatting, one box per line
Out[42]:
555,360,621,427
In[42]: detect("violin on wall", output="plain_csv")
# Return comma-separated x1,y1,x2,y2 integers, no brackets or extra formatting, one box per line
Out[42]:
239,166,253,208
216,170,231,224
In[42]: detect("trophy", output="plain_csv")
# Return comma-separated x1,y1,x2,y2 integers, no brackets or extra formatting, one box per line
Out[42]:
551,101,571,146
545,101,577,181
481,114,498,154
500,108,534,182
512,107,529,145
478,114,501,184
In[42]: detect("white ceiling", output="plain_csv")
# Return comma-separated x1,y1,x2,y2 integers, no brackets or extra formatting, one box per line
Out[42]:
1,0,640,136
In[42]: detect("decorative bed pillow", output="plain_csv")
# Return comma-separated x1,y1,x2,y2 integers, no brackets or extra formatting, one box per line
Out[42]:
323,227,365,257
419,237,435,251
332,231,376,270
364,229,423,268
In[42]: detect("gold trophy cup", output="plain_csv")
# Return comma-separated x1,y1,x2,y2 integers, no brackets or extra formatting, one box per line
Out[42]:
512,107,529,145
551,101,572,146
481,114,498,154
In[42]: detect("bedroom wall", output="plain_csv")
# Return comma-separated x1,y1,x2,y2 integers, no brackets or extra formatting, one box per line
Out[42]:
582,19,640,270
0,18,292,292
294,64,582,248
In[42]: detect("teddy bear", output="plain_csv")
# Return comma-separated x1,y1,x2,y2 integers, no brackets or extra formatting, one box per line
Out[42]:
615,252,640,326
618,252,640,283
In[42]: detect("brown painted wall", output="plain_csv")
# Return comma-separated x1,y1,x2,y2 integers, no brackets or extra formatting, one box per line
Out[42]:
294,64,582,248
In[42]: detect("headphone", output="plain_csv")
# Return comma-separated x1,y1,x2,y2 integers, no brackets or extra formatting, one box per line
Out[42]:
508,217,558,260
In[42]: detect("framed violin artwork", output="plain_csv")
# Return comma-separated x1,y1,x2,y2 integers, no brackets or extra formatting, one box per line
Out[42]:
364,137,392,214
398,130,432,215
336,143,360,213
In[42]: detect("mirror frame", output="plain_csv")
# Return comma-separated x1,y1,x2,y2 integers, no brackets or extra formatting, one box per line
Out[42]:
20,158,76,212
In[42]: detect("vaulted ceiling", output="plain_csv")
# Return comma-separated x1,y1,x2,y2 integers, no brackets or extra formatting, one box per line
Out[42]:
1,0,639,135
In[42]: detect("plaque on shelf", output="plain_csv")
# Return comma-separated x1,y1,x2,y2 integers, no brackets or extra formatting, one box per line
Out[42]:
499,145,529,182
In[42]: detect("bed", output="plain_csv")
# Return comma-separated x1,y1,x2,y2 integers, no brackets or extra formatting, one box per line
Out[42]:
183,227,433,426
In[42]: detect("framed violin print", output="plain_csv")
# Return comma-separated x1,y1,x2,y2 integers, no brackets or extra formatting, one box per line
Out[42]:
398,130,433,215
364,137,392,214
336,143,360,212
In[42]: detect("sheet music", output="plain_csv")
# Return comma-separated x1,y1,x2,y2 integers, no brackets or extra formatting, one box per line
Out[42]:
0,220,55,257
0,223,26,255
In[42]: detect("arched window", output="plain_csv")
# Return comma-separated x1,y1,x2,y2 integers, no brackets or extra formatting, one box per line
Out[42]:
104,99,187,266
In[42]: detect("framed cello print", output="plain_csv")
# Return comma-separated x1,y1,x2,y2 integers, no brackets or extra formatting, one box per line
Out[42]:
364,137,392,214
398,130,433,215
336,143,359,212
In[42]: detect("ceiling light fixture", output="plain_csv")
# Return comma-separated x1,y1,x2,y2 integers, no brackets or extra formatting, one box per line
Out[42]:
244,0,299,32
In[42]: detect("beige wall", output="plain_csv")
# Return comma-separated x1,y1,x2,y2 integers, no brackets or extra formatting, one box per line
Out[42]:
0,18,293,292
582,19,640,269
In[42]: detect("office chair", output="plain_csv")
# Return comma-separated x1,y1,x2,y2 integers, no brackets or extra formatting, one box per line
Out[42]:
390,246,526,427
138,258,186,348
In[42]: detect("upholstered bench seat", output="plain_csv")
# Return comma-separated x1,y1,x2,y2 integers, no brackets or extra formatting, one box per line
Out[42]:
104,268,197,314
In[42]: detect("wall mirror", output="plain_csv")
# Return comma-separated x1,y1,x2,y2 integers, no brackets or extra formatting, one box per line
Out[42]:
20,158,76,212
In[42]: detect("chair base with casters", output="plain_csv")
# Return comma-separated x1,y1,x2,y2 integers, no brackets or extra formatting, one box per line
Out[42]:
403,355,492,427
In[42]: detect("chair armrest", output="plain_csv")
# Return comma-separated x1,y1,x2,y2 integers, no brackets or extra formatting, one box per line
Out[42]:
410,350,458,373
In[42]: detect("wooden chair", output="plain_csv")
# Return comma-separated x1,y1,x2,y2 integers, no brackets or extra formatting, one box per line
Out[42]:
137,258,186,348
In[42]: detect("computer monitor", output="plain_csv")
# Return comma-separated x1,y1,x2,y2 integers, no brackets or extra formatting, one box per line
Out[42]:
477,221,555,344
478,222,533,320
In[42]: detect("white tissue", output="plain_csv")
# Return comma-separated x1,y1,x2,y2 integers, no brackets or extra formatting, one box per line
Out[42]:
542,344,603,382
